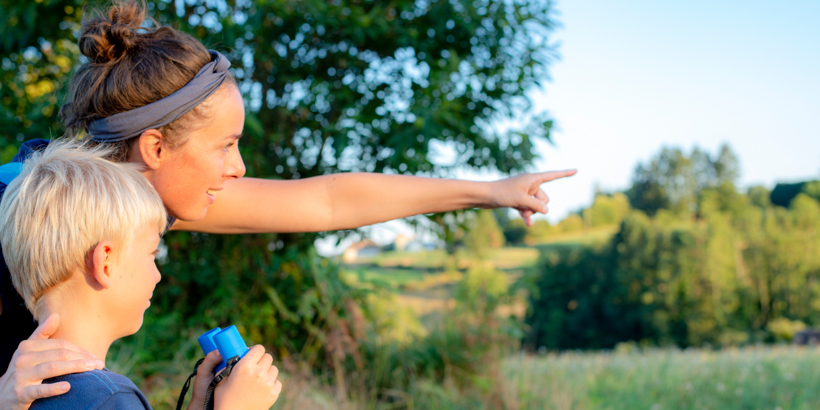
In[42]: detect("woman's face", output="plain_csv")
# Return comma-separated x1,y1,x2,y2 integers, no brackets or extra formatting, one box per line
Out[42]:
143,85,247,221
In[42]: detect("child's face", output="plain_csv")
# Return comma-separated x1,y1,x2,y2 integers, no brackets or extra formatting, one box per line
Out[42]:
108,224,163,336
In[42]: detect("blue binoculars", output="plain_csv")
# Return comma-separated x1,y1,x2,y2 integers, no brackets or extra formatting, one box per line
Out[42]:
197,325,249,373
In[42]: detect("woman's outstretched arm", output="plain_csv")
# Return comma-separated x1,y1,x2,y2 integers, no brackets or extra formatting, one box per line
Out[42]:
172,170,576,234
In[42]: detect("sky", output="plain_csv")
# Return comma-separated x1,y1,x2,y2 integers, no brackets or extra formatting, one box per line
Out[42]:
317,0,820,254
531,0,820,222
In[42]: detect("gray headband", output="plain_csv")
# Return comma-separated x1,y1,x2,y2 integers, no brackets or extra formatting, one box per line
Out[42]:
87,50,231,142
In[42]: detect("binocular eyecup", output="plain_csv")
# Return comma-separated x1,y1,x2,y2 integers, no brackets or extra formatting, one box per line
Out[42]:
197,325,249,373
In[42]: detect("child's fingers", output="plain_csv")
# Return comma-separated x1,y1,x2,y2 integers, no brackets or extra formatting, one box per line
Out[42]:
197,350,222,376
272,379,283,399
237,345,266,369
267,363,279,380
258,353,273,369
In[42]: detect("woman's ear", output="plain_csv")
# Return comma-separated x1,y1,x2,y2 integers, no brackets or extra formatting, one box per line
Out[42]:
135,129,166,170
89,241,115,289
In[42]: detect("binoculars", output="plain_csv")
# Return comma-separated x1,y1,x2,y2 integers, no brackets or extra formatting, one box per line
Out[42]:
197,325,249,373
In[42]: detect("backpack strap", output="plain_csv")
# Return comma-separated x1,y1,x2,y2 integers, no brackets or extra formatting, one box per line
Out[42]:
0,162,24,186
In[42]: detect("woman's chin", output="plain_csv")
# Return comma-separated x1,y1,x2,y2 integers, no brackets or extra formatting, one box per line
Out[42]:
169,206,210,223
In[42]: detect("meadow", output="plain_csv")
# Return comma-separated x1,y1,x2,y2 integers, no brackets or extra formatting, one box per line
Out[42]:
505,346,820,410
105,221,820,410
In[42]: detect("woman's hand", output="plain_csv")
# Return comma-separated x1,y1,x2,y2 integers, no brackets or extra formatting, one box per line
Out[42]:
187,350,221,410
214,345,282,410
486,170,577,226
0,314,105,410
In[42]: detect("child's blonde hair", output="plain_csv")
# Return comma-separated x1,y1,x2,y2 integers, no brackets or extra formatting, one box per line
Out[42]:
0,139,167,318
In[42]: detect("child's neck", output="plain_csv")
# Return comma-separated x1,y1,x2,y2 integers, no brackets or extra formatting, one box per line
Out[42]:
40,292,118,363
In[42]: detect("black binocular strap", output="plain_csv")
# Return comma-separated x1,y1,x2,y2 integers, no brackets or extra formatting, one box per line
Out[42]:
176,356,240,410
176,358,205,410
203,356,241,410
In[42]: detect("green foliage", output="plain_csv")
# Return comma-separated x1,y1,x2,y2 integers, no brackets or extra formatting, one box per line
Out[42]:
767,318,806,342
626,144,740,216
587,192,631,227
770,181,811,207
524,219,553,243
348,262,521,408
455,264,509,314
556,213,583,233
2,0,558,396
527,145,820,350
501,217,527,245
464,209,505,258
803,181,820,202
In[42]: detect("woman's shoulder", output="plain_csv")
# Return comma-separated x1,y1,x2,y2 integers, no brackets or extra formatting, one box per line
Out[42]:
31,369,152,410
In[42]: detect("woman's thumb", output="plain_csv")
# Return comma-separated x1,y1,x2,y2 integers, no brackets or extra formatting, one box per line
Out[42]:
29,313,60,340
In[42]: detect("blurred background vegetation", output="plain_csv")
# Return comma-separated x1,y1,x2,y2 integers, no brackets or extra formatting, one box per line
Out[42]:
3,0,820,409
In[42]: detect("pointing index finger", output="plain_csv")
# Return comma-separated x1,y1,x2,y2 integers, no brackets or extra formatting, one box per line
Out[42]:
537,169,577,183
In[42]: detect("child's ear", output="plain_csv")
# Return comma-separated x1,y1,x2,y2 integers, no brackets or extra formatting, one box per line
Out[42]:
89,241,115,289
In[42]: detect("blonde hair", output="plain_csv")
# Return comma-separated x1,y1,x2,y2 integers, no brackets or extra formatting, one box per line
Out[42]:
0,139,167,317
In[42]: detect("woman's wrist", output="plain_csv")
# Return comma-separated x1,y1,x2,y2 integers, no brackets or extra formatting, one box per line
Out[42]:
467,180,495,209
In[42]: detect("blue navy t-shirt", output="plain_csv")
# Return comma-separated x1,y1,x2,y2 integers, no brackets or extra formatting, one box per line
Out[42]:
31,369,152,410
0,139,176,373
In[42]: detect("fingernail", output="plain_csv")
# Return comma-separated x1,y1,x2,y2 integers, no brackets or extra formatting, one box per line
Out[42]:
86,360,97,369
96,360,105,368
60,383,70,392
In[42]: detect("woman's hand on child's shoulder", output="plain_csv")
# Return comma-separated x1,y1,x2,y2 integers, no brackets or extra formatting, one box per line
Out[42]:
214,345,282,410
0,314,105,410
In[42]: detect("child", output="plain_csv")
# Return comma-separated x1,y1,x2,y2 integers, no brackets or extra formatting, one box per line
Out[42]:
0,141,282,410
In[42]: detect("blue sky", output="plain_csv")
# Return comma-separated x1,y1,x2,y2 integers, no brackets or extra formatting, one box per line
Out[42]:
317,0,820,253
532,0,820,222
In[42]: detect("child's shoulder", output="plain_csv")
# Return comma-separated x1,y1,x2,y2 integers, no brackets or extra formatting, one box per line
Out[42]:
30,369,152,410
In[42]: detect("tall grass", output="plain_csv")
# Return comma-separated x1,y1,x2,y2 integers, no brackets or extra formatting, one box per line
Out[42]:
505,345,820,410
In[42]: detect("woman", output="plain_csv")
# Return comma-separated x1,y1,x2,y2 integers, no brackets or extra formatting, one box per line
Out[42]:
0,1,575,408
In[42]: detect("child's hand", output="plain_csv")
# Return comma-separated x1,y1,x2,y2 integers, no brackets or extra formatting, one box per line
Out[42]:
214,345,282,410
187,350,221,410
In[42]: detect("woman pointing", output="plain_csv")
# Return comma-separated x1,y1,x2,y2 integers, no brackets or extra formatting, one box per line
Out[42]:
0,1,575,408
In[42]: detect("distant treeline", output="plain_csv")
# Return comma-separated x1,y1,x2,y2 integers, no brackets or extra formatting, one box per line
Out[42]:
525,145,820,349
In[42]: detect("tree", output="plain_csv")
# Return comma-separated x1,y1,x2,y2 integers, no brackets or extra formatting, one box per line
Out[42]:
627,144,740,216
465,209,505,258
1,0,559,377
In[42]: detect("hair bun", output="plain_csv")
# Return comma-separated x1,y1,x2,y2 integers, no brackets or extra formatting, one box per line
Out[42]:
79,0,146,63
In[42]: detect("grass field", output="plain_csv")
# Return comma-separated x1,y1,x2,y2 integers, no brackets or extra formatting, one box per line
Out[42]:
132,345,820,409
331,232,820,409
130,229,820,410
341,246,538,320
505,345,820,410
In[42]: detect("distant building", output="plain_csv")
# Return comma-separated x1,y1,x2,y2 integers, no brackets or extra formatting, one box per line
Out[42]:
394,234,413,251
793,329,820,345
342,239,381,263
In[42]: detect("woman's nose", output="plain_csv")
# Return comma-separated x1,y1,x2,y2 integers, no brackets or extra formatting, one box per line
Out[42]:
225,146,246,179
